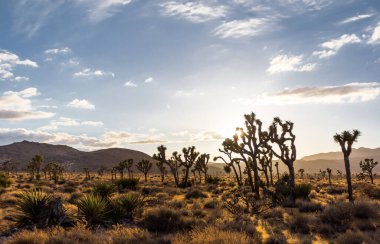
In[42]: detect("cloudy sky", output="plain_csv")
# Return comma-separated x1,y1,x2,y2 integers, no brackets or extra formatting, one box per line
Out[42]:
1,0,380,158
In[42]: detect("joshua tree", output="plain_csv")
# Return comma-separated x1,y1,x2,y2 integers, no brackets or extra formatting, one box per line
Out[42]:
0,160,19,175
27,155,44,180
126,159,134,178
275,161,280,181
111,167,117,181
257,148,273,187
116,160,126,179
195,153,210,184
173,146,199,187
223,113,269,199
153,145,181,187
268,160,274,186
326,168,332,185
337,170,343,179
359,158,378,184
97,166,107,178
137,159,152,182
267,117,297,203
214,146,243,187
298,169,305,179
84,168,90,180
156,161,166,183
333,129,361,202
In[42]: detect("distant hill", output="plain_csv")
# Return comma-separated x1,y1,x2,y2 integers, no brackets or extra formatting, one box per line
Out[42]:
0,141,153,171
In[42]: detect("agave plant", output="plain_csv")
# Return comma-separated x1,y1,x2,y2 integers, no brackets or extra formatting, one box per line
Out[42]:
77,194,109,226
92,181,116,199
13,190,53,226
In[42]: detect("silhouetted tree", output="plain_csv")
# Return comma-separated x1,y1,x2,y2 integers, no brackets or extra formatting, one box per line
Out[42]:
156,161,166,183
27,155,43,180
214,146,243,187
153,145,181,187
333,129,361,202
195,153,210,184
267,117,297,203
97,166,107,178
84,167,90,180
298,169,305,179
360,158,378,184
275,161,280,181
326,168,332,185
173,146,199,187
137,159,152,182
258,148,272,187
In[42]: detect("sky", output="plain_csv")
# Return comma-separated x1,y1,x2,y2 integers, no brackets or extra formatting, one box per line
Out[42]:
0,0,380,159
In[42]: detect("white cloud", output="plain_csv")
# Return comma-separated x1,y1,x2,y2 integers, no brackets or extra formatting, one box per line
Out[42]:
75,0,132,22
74,68,115,78
40,117,104,130
266,54,316,74
14,76,30,82
44,47,71,55
313,34,361,59
82,121,104,127
0,50,38,81
214,18,270,38
368,23,380,44
67,99,95,109
124,80,137,87
161,1,226,23
190,130,224,142
144,77,153,83
0,88,54,121
339,14,373,24
257,82,380,104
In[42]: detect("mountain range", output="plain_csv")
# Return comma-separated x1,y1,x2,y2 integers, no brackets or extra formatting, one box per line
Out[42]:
0,141,379,174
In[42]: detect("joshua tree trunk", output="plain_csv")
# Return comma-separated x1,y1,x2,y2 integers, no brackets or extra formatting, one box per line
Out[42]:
269,162,273,186
288,164,296,203
344,154,353,202
144,173,147,182
276,165,280,181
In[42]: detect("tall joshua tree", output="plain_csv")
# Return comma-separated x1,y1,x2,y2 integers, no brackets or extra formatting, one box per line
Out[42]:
223,113,269,199
333,130,361,202
360,158,378,184
195,153,210,184
257,148,273,187
153,145,181,187
27,155,43,180
156,161,166,183
137,159,152,182
174,146,199,187
267,117,297,203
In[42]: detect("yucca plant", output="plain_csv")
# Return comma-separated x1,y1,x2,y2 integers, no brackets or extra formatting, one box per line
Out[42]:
77,194,110,226
92,181,116,199
13,190,53,226
114,193,145,220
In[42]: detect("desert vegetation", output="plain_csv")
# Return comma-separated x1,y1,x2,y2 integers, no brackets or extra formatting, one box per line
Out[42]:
0,112,380,243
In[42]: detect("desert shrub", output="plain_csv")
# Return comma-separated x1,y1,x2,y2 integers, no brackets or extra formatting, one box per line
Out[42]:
264,233,287,244
115,178,139,190
76,194,109,226
111,193,145,221
0,173,12,188
221,217,260,237
178,181,192,188
354,219,377,231
108,226,151,244
68,192,83,204
335,231,368,244
206,176,221,185
204,199,218,209
362,184,380,199
62,185,76,194
173,226,251,244
289,213,311,234
48,226,104,244
186,188,207,199
320,202,354,232
294,183,312,199
326,185,346,194
353,201,378,219
296,200,323,213
261,208,284,220
140,207,191,233
92,181,116,199
13,190,53,226
5,229,49,244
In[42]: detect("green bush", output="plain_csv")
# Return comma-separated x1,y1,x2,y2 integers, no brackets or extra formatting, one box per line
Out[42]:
186,188,207,199
13,190,53,226
92,181,116,199
115,178,139,190
0,173,11,188
294,183,312,199
77,194,109,226
206,176,221,185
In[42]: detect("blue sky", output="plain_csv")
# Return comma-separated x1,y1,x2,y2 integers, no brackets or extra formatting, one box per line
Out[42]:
0,0,380,158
